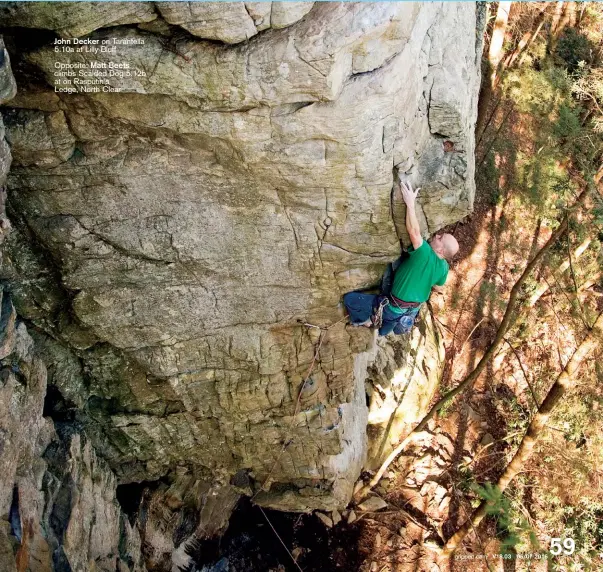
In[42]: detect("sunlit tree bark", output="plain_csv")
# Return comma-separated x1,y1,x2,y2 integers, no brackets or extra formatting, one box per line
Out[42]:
476,2,513,137
489,2,513,75
549,2,575,55
502,6,548,71
548,1,565,52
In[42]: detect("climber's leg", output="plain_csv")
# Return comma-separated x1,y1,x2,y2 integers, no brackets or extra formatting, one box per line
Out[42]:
378,305,401,336
343,292,377,326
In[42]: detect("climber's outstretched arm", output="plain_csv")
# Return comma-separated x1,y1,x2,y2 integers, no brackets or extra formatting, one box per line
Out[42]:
397,180,423,250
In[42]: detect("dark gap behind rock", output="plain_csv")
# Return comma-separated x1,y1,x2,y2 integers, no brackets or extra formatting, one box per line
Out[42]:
9,485,22,543
116,480,161,526
43,384,77,423
189,496,362,572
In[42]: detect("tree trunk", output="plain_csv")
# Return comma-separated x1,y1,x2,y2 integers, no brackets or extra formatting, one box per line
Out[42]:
503,6,548,70
548,1,565,53
576,2,587,29
489,2,513,74
528,237,592,306
476,2,513,138
549,2,574,55
442,311,603,557
567,1,577,27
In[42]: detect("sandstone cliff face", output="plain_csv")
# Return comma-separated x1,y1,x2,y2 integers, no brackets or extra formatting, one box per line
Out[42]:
0,2,480,569
1,35,146,572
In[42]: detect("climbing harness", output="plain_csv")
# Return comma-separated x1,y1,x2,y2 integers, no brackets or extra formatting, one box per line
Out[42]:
389,292,420,311
369,292,421,334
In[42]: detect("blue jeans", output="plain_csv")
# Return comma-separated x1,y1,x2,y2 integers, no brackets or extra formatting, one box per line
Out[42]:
343,292,417,336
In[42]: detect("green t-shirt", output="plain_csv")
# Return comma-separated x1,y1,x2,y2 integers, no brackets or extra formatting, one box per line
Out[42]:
390,240,449,311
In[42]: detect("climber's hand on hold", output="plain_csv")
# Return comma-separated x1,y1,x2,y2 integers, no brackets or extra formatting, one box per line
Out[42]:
400,180,420,207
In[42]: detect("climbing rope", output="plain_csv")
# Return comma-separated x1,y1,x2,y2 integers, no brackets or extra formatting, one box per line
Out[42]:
259,506,304,572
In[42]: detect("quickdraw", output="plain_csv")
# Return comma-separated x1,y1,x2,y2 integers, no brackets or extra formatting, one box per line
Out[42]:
371,296,390,329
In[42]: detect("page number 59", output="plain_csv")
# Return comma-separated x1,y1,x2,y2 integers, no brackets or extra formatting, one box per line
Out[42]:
550,538,575,555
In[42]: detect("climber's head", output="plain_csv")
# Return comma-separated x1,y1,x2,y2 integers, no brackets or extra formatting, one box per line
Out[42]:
430,233,459,260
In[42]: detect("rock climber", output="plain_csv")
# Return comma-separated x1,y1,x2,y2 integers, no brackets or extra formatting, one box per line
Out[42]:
343,177,459,336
